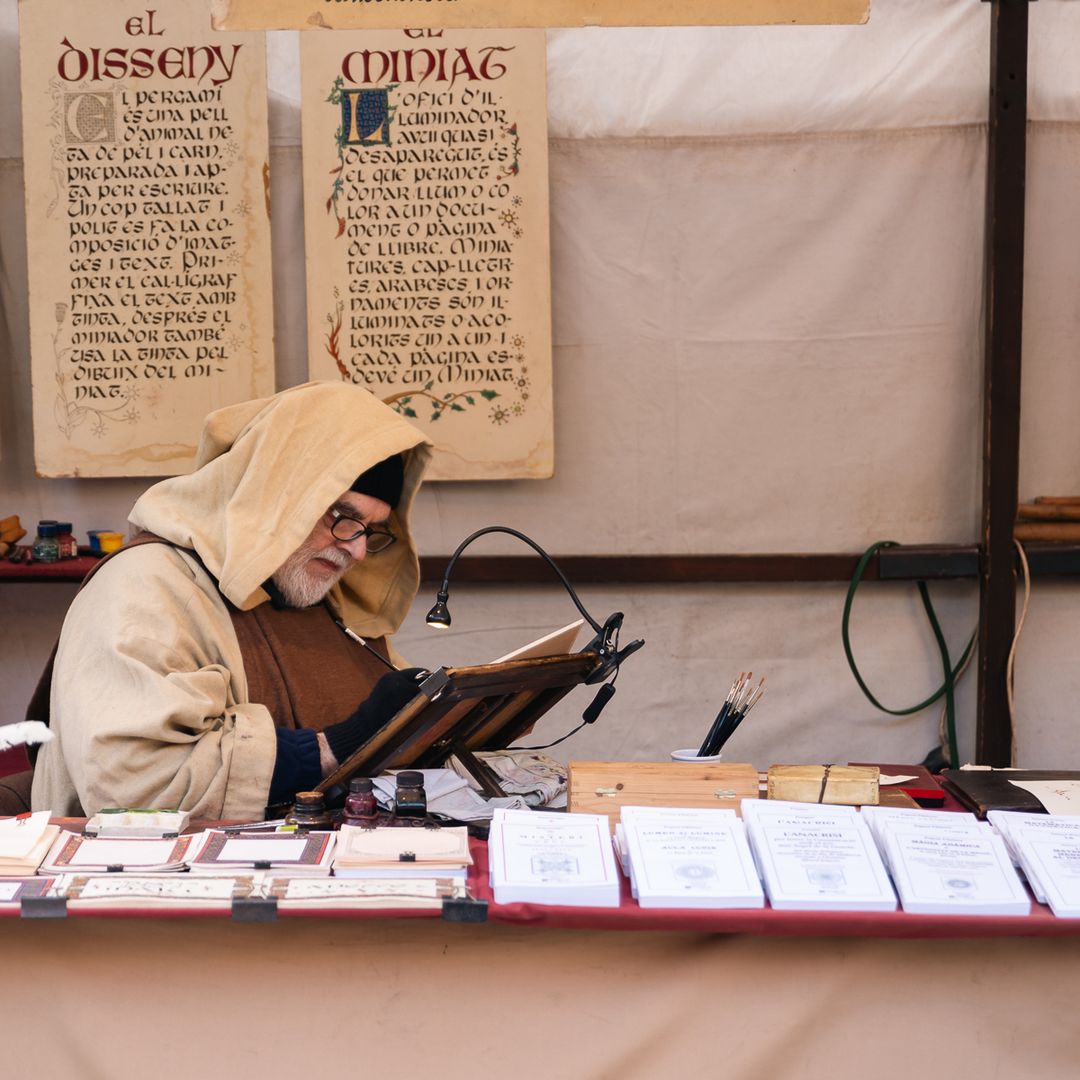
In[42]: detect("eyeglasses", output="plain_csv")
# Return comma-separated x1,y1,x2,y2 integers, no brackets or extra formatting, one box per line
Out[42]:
328,508,398,553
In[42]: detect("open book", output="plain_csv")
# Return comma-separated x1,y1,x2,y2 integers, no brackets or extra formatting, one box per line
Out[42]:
490,619,584,664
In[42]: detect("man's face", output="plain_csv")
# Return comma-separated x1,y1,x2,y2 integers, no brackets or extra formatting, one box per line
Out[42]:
271,489,392,608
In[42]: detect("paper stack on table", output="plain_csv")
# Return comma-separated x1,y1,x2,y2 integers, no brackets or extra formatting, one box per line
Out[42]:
0,811,60,876
620,805,764,909
332,824,471,880
989,811,1080,917
84,809,191,838
861,805,1029,916
39,831,197,874
56,874,256,910
488,808,620,907
266,876,468,910
0,877,54,905
742,798,897,911
186,830,335,875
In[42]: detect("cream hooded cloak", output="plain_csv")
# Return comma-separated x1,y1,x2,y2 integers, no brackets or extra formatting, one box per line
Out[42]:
31,382,431,819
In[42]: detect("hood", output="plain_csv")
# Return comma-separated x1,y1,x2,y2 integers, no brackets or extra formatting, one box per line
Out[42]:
129,381,431,637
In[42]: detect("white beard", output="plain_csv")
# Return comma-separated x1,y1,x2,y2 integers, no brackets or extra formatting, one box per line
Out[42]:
271,539,352,608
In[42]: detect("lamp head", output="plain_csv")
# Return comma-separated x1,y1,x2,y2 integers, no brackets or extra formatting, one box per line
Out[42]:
425,593,452,629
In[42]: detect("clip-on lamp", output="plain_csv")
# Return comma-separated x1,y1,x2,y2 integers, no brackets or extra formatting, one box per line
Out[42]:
426,526,644,727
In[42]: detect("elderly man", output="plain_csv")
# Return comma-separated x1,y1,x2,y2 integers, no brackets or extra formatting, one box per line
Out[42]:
31,382,431,819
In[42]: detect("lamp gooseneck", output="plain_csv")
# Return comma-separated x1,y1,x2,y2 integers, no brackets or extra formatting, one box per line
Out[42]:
425,526,605,635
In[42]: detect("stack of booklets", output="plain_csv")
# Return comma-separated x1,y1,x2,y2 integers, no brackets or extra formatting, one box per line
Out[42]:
0,811,60,876
488,808,620,907
989,811,1080,917
741,799,897,911
620,806,764,909
186,829,335,875
331,824,471,880
39,831,197,874
861,805,1029,916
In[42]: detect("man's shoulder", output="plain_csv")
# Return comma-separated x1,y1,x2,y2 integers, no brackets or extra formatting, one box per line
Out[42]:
79,541,219,603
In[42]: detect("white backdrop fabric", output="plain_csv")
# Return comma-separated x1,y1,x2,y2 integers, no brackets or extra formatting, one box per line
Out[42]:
2,0,1079,770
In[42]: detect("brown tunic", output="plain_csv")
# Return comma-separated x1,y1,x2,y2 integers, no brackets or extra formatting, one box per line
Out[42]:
229,602,393,732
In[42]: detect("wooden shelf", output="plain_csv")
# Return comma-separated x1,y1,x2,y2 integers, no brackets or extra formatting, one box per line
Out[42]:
420,543,1080,586
0,555,100,583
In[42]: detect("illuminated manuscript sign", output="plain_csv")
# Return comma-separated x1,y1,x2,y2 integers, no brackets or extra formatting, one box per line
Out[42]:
18,0,274,477
301,29,553,479
212,0,869,30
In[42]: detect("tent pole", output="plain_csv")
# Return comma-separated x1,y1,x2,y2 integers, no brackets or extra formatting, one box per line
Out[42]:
976,0,1030,766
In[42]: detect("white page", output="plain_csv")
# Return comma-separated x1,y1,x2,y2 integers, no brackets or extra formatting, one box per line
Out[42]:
1008,780,1080,816
883,828,1029,915
66,837,184,868
491,619,584,664
217,837,311,863
621,806,763,909
0,811,52,860
0,882,21,902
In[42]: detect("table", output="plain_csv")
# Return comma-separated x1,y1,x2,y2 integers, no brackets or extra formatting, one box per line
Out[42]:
4,833,1080,1079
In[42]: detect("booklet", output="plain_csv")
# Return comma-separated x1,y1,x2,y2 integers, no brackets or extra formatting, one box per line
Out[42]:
989,811,1080,918
332,824,471,879
620,806,764,910
741,799,896,912
488,808,621,907
39,832,196,874
881,823,1029,916
186,830,335,875
859,805,987,871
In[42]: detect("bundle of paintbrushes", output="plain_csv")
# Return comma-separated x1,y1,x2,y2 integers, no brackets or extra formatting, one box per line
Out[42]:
697,672,766,757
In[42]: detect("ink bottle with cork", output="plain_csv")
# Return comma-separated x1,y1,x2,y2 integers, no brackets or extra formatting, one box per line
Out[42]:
285,791,333,832
32,521,60,563
343,777,379,827
394,771,427,819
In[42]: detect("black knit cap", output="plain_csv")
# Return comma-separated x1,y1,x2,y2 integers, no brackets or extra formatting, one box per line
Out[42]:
350,453,405,508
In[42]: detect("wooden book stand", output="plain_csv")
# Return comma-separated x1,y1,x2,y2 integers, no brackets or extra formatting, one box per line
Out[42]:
316,651,601,799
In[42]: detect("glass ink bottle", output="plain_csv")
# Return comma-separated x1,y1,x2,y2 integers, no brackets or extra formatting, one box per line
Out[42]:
394,771,427,819
285,791,333,832
343,777,379,828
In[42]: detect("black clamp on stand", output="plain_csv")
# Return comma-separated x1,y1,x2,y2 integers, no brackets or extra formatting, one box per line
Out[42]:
441,897,488,923
21,896,68,919
231,897,278,923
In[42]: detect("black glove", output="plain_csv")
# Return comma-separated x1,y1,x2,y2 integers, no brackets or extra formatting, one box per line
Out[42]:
322,667,427,764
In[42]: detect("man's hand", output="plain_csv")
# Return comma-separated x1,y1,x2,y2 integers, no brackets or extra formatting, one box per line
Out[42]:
320,667,427,770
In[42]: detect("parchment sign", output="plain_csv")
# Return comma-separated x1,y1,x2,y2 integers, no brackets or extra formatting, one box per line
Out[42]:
301,29,553,479
213,0,870,30
18,0,274,477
